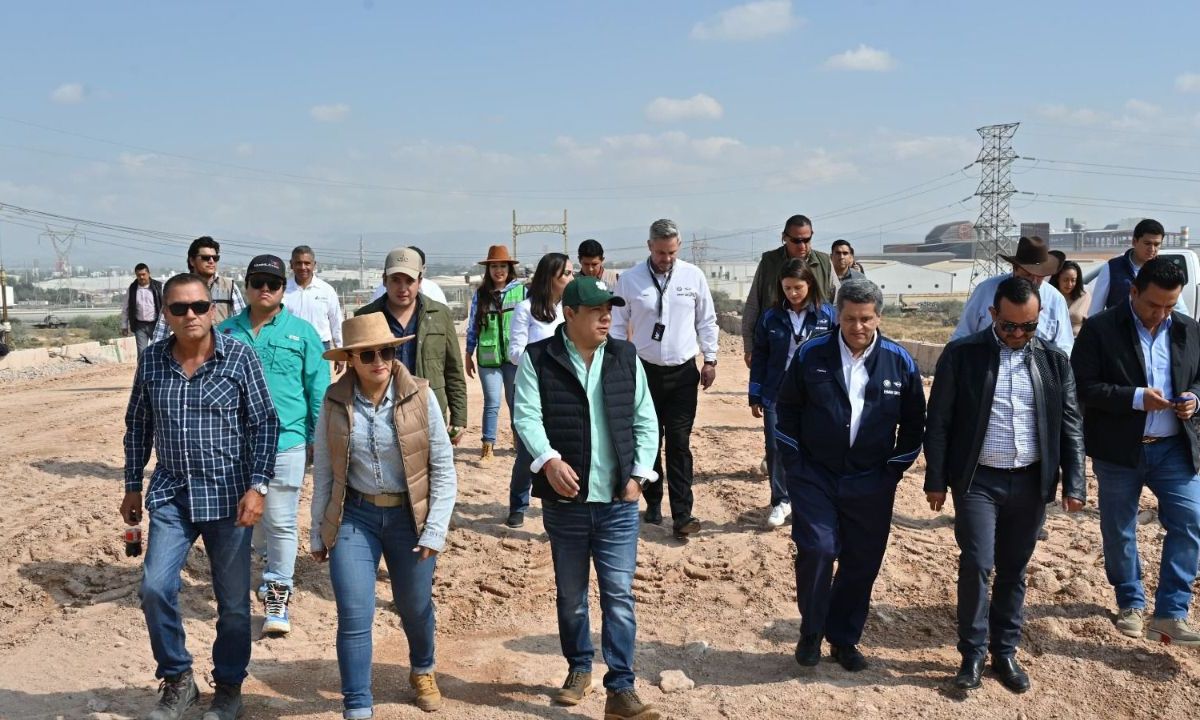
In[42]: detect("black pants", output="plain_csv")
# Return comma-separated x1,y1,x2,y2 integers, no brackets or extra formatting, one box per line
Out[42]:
641,359,700,525
953,465,1047,660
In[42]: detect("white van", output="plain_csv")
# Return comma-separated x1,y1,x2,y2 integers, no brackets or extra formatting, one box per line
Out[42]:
1083,248,1200,319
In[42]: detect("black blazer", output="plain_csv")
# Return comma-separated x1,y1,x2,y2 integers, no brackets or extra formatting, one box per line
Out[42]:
1071,302,1200,471
924,330,1085,502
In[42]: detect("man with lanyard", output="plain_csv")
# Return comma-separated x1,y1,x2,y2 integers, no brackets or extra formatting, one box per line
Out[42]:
611,219,719,541
121,263,163,356
219,255,328,637
152,236,246,343
1088,218,1188,315
284,245,345,371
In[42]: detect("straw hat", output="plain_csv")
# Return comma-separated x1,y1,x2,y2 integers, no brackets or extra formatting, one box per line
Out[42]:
322,314,414,362
478,244,519,266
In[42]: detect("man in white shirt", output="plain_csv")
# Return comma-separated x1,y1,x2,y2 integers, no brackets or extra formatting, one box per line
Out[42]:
611,219,719,541
284,246,344,352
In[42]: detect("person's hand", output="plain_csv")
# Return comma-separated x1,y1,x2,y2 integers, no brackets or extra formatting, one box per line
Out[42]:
236,489,265,527
926,491,946,512
449,426,465,446
121,328,131,338
621,479,643,501
1063,497,1084,513
544,458,581,497
120,491,143,525
743,352,752,369
751,404,763,419
700,363,717,390
1174,392,1198,420
310,549,328,563
414,545,439,562
1143,387,1174,411
465,354,476,379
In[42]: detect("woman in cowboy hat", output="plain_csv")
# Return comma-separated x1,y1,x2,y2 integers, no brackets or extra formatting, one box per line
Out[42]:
463,244,527,463
310,313,458,718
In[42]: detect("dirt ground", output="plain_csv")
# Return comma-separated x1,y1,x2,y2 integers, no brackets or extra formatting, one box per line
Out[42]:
1,328,1199,720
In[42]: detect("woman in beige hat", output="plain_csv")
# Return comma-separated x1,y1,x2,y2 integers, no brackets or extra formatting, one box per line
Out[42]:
309,313,458,717
463,245,527,463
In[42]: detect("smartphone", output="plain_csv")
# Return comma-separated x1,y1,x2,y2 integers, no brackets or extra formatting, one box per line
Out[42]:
1170,396,1190,404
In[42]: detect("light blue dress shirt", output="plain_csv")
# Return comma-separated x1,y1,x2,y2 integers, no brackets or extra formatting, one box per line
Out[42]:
951,273,1075,354
1131,310,1181,438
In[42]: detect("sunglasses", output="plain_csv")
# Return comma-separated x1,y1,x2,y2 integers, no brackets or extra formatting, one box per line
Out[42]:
353,346,397,364
167,301,213,317
248,276,284,292
784,234,812,245
194,254,220,263
998,320,1039,334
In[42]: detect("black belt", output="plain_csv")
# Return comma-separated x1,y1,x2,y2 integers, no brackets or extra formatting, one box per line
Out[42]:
979,463,1040,474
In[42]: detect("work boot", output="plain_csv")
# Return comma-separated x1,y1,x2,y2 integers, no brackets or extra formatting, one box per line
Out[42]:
480,441,495,463
262,581,291,635
830,644,868,672
554,670,592,706
410,671,443,712
643,505,663,525
1114,607,1145,638
673,516,701,541
201,682,243,720
505,511,524,528
603,688,660,720
145,669,198,720
1145,616,1200,646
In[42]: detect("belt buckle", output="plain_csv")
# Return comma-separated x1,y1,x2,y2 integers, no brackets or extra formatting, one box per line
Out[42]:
1142,436,1160,445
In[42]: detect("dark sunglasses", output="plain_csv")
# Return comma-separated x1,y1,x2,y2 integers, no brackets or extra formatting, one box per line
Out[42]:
784,234,812,245
353,346,397,364
248,276,284,292
194,254,220,263
167,301,213,317
998,320,1039,334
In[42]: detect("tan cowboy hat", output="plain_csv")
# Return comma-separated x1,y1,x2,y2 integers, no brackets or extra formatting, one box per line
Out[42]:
1000,236,1062,277
322,314,414,362
478,244,519,266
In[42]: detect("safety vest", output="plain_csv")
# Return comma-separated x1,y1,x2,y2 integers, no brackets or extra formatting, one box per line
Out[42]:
476,282,527,367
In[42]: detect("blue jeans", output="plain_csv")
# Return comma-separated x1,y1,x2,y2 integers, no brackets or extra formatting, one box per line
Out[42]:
477,363,517,444
762,405,788,506
541,500,640,691
253,444,307,588
329,498,438,714
140,490,252,684
1095,435,1200,619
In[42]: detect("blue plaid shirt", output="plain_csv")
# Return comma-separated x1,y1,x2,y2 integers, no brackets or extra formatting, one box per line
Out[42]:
124,331,280,522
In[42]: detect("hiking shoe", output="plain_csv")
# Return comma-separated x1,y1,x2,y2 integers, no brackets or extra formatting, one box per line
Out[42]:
505,511,525,528
409,671,443,712
262,582,291,635
201,682,243,720
673,516,701,540
480,441,495,463
603,688,660,720
1145,617,1200,646
766,502,791,528
554,670,593,706
145,669,198,720
1115,608,1146,638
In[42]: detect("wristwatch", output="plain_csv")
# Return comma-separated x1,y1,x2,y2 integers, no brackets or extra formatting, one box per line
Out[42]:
252,482,269,496
632,475,651,487
703,359,717,367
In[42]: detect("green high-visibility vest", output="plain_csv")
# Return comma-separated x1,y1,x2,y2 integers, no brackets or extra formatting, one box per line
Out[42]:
476,283,527,367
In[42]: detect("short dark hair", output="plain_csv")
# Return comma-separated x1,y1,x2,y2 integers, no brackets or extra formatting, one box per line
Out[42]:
836,278,883,315
291,245,315,260
1133,256,1185,293
1134,218,1166,240
134,263,149,273
784,215,812,232
163,273,211,302
578,239,605,260
831,239,853,254
187,236,219,258
992,275,1041,312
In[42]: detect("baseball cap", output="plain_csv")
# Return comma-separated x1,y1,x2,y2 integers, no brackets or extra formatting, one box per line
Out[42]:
246,254,287,280
562,275,626,308
384,247,423,280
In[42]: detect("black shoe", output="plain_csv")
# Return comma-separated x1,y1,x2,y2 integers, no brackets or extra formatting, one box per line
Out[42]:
794,635,821,667
672,516,701,540
953,656,985,690
643,505,663,525
201,682,243,720
992,656,1030,694
1038,527,1049,542
505,511,524,528
830,644,868,672
146,669,199,720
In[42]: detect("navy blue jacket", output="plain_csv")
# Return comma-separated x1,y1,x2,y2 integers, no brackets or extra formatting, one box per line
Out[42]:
774,329,926,495
1103,250,1138,311
748,301,836,407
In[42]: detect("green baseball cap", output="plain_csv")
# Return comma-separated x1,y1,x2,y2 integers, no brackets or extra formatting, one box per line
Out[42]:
562,275,626,308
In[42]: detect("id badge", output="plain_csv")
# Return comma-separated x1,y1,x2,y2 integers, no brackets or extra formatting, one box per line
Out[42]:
651,323,665,342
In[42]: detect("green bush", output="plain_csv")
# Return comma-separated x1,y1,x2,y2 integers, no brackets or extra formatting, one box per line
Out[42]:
88,315,123,341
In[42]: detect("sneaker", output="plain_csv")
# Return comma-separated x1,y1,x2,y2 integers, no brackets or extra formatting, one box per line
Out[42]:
1115,607,1145,638
505,511,524,528
603,688,660,720
255,584,267,603
1145,616,1200,646
201,682,243,720
262,582,292,635
409,671,443,712
766,502,791,528
554,670,592,706
145,669,198,720
758,457,768,476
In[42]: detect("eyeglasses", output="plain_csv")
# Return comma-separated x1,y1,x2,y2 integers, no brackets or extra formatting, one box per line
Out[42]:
194,254,220,263
998,320,1039,334
248,276,284,292
353,346,397,364
784,234,812,245
167,301,213,317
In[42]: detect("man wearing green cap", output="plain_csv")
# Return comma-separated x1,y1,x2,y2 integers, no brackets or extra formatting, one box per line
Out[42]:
513,275,661,720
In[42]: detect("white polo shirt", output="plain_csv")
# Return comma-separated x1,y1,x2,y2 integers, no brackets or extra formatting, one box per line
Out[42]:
285,276,344,345
610,258,719,367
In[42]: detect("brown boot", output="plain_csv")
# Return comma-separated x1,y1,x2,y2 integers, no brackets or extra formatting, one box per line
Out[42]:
554,670,592,705
410,671,443,712
603,688,660,720
480,441,495,463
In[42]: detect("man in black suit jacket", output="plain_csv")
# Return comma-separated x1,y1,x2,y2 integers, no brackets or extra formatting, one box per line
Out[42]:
925,276,1085,693
1071,257,1200,647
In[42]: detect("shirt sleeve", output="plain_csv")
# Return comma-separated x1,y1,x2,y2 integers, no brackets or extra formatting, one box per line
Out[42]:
1087,264,1110,316
1051,293,1075,355
151,312,170,343
609,274,632,341
328,286,344,346
465,291,480,354
120,291,130,331
741,270,763,354
123,362,154,493
309,403,333,552
419,390,458,552
241,351,280,485
508,303,531,365
630,359,660,481
950,282,988,341
1133,387,1145,411
513,351,559,472
302,330,330,443
231,282,246,316
695,270,719,362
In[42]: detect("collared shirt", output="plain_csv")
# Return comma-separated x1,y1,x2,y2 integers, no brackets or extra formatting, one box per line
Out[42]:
950,273,1075,354
508,298,564,365
610,258,719,366
785,308,810,370
1132,308,1180,437
284,276,344,345
152,274,246,343
1088,254,1189,316
218,307,329,451
978,331,1041,468
134,286,157,322
513,332,660,502
124,331,279,522
838,331,877,446
382,297,422,374
348,383,406,494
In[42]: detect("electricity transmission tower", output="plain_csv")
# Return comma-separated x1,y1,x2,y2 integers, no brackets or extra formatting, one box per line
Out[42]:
512,210,568,260
41,226,82,306
970,122,1019,287
691,233,709,266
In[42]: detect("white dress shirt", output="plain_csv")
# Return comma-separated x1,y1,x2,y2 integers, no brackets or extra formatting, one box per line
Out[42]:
610,258,719,367
1087,256,1189,316
508,298,564,365
839,331,876,446
978,332,1041,468
284,276,344,345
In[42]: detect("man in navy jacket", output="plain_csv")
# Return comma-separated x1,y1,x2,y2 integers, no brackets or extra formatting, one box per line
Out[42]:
775,278,926,671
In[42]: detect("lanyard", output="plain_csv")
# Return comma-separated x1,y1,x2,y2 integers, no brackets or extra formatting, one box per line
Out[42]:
647,259,674,320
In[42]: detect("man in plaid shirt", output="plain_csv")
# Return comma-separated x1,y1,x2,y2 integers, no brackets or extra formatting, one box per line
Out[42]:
121,273,279,720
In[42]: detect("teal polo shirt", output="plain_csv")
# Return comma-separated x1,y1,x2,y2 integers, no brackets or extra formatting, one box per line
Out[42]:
218,306,329,451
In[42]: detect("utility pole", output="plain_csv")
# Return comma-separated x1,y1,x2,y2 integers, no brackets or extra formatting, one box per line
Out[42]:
0,231,9,347
513,209,569,258
970,122,1020,288
358,234,365,290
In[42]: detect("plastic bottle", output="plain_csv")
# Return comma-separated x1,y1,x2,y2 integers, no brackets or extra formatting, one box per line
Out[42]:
123,525,142,557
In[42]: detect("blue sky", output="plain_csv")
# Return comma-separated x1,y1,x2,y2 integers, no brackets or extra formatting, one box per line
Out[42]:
1,1,1198,269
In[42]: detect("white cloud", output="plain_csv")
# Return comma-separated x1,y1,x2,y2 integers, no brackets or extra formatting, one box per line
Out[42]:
50,82,86,105
1176,73,1200,93
823,45,896,72
1036,104,1106,125
1124,98,1161,117
644,94,724,123
891,135,975,161
310,103,351,123
690,0,800,41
